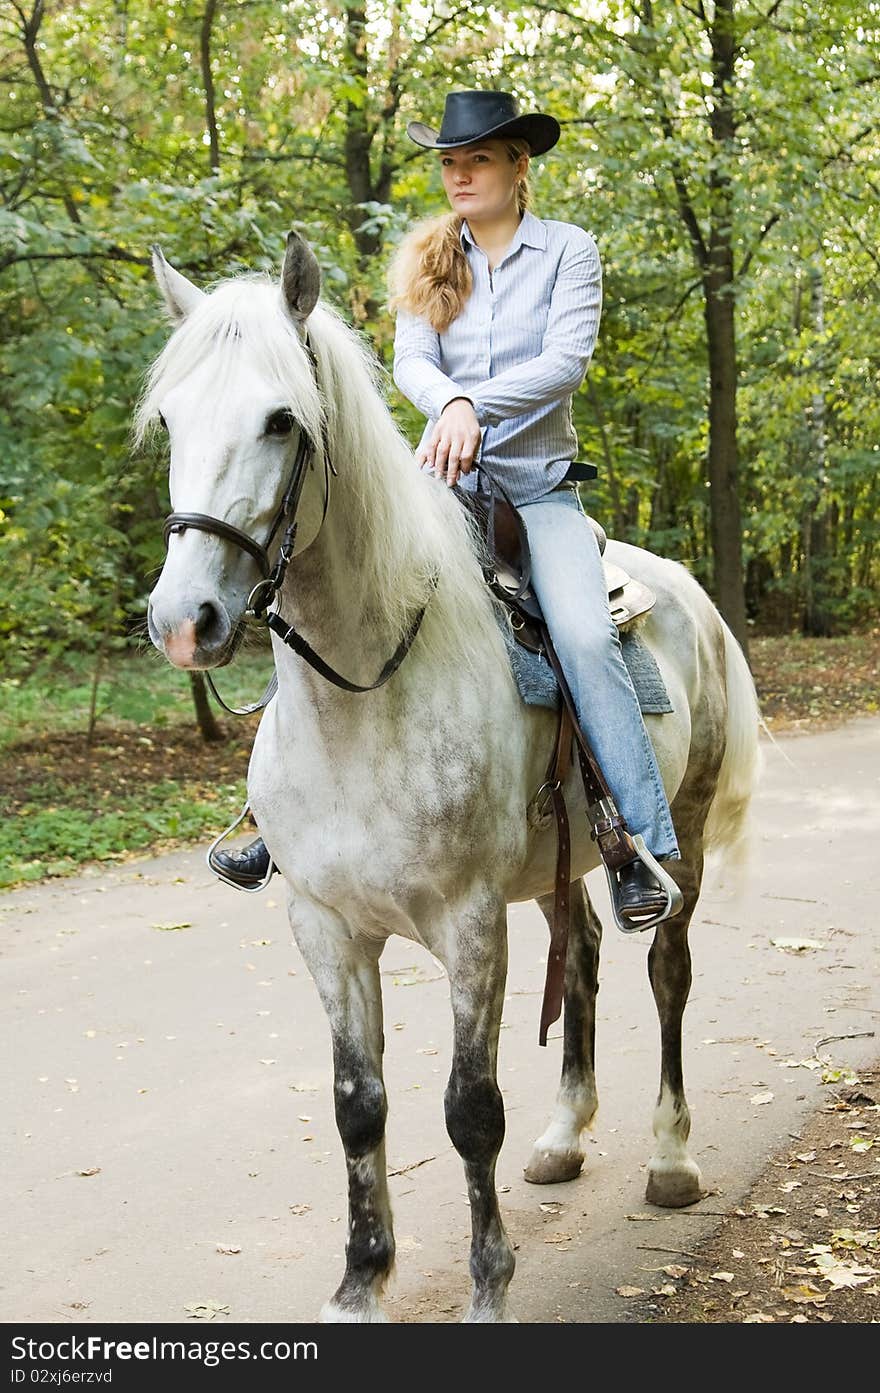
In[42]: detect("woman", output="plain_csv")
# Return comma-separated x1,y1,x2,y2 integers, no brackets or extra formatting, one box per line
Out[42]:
389,89,679,921
214,89,679,921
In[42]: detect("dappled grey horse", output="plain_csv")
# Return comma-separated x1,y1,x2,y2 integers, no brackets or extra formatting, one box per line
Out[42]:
141,232,760,1322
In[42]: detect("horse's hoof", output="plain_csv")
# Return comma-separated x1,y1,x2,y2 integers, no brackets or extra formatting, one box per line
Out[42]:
523,1148,584,1185
463,1305,519,1323
645,1160,704,1208
319,1298,390,1323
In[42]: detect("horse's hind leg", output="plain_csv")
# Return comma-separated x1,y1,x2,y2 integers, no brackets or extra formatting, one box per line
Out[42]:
444,893,516,1322
525,879,601,1184
288,898,394,1322
645,837,705,1208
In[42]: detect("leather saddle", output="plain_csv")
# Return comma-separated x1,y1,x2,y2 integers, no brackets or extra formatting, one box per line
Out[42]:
454,472,656,652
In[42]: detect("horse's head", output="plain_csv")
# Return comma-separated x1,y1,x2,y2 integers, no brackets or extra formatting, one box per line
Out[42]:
143,233,330,669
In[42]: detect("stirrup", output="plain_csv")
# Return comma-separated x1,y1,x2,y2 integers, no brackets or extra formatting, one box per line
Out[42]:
206,803,275,894
603,834,684,934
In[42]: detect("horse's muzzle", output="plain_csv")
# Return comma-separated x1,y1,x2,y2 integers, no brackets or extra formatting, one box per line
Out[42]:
148,596,237,669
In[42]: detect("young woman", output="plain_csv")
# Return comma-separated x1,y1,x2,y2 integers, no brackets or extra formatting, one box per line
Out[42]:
388,89,680,921
213,89,679,921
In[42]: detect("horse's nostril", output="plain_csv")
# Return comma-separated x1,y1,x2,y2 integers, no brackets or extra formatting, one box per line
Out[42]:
195,601,224,647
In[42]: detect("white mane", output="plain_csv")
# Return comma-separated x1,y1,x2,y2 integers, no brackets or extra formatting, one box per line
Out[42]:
136,275,509,678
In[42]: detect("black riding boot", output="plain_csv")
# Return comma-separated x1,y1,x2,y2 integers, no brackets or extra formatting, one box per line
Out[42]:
616,858,668,922
209,835,275,889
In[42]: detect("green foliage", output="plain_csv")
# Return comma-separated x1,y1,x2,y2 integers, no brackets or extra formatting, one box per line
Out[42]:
0,779,246,888
0,645,273,750
0,0,877,668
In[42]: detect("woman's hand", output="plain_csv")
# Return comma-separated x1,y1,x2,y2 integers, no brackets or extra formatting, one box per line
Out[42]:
416,397,481,488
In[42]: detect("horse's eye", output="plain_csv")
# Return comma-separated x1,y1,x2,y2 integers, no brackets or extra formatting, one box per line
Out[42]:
265,409,296,437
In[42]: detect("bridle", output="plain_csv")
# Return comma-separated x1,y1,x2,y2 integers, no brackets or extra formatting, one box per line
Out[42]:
160,332,434,710
163,334,332,621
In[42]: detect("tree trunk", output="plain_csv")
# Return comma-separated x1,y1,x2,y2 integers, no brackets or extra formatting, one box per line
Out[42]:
189,672,225,744
639,0,749,653
703,0,748,655
200,0,220,175
703,273,748,651
342,5,402,321
802,260,833,635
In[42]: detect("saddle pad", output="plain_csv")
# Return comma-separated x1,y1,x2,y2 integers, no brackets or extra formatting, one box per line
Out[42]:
500,619,674,716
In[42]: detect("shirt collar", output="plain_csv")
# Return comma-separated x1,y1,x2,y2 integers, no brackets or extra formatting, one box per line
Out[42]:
459,210,547,255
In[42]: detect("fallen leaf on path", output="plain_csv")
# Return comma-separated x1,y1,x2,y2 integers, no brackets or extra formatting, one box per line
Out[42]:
152,922,191,932
289,1204,311,1216
711,1272,735,1283
77,1167,101,1177
742,1312,775,1323
830,1228,880,1251
615,1286,645,1298
771,937,823,954
662,1264,689,1279
781,1285,826,1306
810,1252,878,1289
850,1136,874,1153
216,1244,240,1256
184,1301,230,1320
539,1202,564,1214
751,1091,774,1106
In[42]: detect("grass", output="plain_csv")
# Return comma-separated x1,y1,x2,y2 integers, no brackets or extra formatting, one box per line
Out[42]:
0,636,274,751
0,643,273,889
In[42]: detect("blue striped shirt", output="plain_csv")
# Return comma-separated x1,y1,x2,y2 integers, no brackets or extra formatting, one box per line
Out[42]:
392,210,602,504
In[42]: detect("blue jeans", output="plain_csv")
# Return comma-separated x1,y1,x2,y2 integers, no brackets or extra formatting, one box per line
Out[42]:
518,487,680,861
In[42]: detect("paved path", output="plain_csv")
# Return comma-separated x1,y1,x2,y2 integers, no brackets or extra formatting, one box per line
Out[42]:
3,720,878,1323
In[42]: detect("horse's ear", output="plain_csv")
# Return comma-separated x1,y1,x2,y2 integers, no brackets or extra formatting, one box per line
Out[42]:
281,231,321,323
151,245,206,323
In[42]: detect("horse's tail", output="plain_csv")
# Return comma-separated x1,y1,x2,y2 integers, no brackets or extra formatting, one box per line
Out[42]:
703,621,762,855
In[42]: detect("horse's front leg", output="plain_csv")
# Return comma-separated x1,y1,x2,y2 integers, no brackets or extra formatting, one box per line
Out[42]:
444,893,516,1323
645,836,705,1208
288,896,394,1322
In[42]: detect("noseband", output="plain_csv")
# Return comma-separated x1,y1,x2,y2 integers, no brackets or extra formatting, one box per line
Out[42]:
160,330,434,704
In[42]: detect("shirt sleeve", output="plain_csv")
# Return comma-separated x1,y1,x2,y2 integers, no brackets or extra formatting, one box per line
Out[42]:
392,307,471,420
469,235,602,427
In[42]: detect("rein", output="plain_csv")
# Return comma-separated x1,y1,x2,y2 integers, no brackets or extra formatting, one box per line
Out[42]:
161,332,434,711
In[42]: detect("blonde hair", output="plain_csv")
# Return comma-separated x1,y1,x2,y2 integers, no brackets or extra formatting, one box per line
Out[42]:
388,139,532,333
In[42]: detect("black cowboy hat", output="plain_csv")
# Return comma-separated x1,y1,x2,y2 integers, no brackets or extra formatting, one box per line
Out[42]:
407,90,560,157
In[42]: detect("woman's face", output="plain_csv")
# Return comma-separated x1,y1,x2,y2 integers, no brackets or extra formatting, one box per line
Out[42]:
437,140,527,222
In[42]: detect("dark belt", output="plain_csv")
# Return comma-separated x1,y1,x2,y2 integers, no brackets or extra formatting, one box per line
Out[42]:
563,461,598,482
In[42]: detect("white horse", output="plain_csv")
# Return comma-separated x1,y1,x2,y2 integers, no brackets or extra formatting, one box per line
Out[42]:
140,233,760,1323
